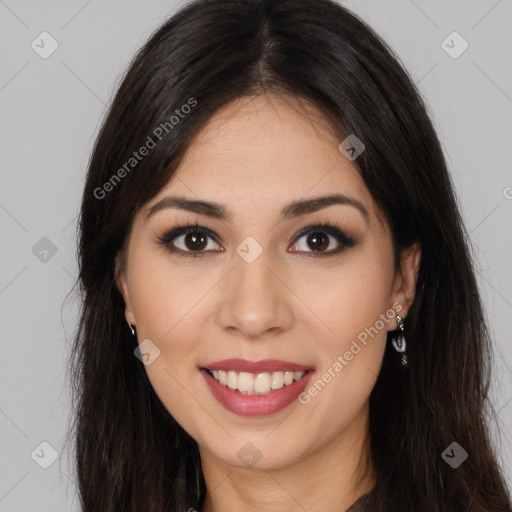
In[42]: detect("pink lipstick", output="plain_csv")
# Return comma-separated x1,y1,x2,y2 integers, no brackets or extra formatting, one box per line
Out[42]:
199,358,315,416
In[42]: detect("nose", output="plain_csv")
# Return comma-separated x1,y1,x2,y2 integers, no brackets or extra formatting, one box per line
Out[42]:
216,248,294,340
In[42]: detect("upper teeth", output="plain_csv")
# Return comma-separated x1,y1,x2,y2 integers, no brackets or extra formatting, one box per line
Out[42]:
209,370,307,395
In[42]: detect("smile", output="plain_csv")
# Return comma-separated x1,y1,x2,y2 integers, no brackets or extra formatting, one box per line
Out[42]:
200,367,316,416
205,369,308,394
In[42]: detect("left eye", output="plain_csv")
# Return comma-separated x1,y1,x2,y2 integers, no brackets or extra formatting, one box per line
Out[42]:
288,222,355,256
290,231,341,254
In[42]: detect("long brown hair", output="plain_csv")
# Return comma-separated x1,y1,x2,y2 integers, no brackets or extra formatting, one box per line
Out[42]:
67,0,512,510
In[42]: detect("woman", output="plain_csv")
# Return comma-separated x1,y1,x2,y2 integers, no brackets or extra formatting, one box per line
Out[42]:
68,0,512,510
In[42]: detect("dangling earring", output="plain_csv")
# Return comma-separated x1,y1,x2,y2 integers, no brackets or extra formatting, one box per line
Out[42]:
128,322,135,336
391,315,408,367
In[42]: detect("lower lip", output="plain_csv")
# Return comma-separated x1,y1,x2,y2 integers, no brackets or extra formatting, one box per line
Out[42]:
200,368,315,416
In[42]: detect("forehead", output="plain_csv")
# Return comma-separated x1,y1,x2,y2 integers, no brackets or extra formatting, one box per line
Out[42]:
146,93,376,222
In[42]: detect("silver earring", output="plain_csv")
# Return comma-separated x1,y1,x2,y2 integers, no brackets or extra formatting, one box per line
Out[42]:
391,315,407,367
128,323,135,336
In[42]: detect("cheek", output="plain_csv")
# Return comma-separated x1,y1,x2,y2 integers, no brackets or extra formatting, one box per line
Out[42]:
127,248,220,374
125,254,207,423
293,252,393,345
295,262,392,429
127,248,201,336
291,255,394,414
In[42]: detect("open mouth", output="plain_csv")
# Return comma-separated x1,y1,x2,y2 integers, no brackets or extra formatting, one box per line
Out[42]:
203,367,314,395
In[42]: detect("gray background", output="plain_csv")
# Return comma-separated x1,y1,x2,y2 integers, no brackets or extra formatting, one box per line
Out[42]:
0,0,511,509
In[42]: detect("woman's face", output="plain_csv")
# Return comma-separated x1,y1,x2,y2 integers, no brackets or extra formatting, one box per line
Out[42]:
116,93,419,473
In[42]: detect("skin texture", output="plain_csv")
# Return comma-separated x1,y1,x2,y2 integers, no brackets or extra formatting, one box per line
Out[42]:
116,93,421,512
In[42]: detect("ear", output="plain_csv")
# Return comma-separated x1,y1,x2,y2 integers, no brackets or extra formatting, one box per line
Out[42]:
114,252,136,326
391,242,421,320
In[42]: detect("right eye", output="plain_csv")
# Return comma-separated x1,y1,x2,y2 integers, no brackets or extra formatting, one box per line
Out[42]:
157,223,223,257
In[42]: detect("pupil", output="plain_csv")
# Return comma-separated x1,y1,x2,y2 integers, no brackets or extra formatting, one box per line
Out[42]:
309,232,328,251
185,232,207,250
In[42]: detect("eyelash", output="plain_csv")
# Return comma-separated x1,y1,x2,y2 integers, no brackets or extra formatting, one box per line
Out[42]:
156,220,357,258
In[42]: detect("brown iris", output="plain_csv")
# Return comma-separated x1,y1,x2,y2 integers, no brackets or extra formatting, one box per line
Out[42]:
307,232,329,252
184,232,208,251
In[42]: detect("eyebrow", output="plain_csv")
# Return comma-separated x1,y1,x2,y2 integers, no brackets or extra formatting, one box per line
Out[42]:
147,193,370,225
